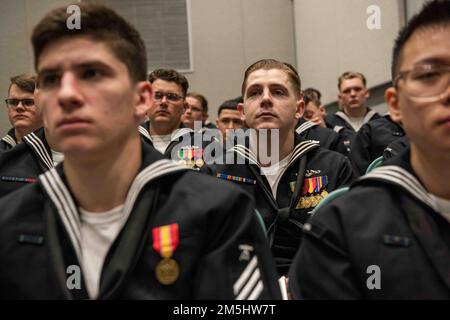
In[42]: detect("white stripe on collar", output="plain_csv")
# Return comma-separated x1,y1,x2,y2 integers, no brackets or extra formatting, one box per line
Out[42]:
295,121,318,135
138,126,193,144
38,159,188,261
23,132,54,170
359,165,438,212
1,134,17,148
232,140,320,169
335,110,377,131
139,125,152,141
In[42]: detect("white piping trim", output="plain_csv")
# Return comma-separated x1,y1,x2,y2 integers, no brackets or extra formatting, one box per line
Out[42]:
360,165,438,211
23,133,53,169
295,121,317,135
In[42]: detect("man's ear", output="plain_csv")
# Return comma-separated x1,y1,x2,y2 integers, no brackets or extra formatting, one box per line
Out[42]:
237,102,244,116
134,81,153,124
319,104,327,116
295,93,305,119
385,86,402,124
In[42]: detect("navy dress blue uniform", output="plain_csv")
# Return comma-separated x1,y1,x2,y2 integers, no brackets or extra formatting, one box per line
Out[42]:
350,114,405,176
139,121,221,170
0,127,153,199
383,135,410,161
296,119,349,156
288,147,450,299
0,127,53,198
326,109,381,153
0,128,18,152
206,132,355,275
0,141,281,299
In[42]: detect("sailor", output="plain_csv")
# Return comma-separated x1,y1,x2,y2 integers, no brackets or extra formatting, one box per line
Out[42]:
289,0,450,299
140,69,217,170
207,59,355,276
350,113,405,176
1,74,42,152
0,3,281,300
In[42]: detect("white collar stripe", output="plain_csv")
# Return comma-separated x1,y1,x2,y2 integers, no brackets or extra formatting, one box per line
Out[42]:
233,145,259,165
171,128,193,142
24,133,53,169
39,159,187,261
361,165,438,211
287,141,320,168
39,171,82,259
295,121,317,134
123,160,188,216
139,126,152,141
2,135,16,147
232,140,319,169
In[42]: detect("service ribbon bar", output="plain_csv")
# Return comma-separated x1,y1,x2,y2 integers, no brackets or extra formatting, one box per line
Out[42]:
216,173,257,185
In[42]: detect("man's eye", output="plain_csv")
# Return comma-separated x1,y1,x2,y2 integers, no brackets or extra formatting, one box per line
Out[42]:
273,89,286,96
413,70,441,82
247,90,260,97
39,74,60,88
82,69,101,79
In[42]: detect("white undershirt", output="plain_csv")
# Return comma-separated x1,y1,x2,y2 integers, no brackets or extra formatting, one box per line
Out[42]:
429,193,450,224
51,149,64,166
260,154,291,199
79,204,125,299
347,116,366,132
151,134,172,154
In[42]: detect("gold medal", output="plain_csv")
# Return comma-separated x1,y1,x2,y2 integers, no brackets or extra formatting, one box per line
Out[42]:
155,258,180,285
178,159,187,166
321,190,329,198
195,158,205,167
310,196,318,208
296,197,305,209
304,196,312,209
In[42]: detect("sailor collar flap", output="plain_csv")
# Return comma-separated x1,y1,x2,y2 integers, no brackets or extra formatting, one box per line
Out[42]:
38,153,189,262
23,129,53,170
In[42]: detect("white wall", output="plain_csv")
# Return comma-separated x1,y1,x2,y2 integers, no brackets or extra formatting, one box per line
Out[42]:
293,0,404,105
185,0,296,120
0,0,296,136
0,0,70,136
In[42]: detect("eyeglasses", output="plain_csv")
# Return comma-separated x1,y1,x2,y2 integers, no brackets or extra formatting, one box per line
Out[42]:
394,64,450,102
154,91,184,102
4,98,35,109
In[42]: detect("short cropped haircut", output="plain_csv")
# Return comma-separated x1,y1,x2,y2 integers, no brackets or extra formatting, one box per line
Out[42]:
338,71,367,90
8,74,36,95
187,92,208,113
303,88,321,107
391,0,450,81
32,2,147,83
218,96,243,116
148,69,189,97
241,59,302,97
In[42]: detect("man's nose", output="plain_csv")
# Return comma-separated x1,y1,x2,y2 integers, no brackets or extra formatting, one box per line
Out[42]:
57,73,82,110
261,89,272,107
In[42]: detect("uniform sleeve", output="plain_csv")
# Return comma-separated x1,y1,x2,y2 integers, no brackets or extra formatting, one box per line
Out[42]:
337,155,357,186
288,206,362,299
192,186,282,300
349,124,373,176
